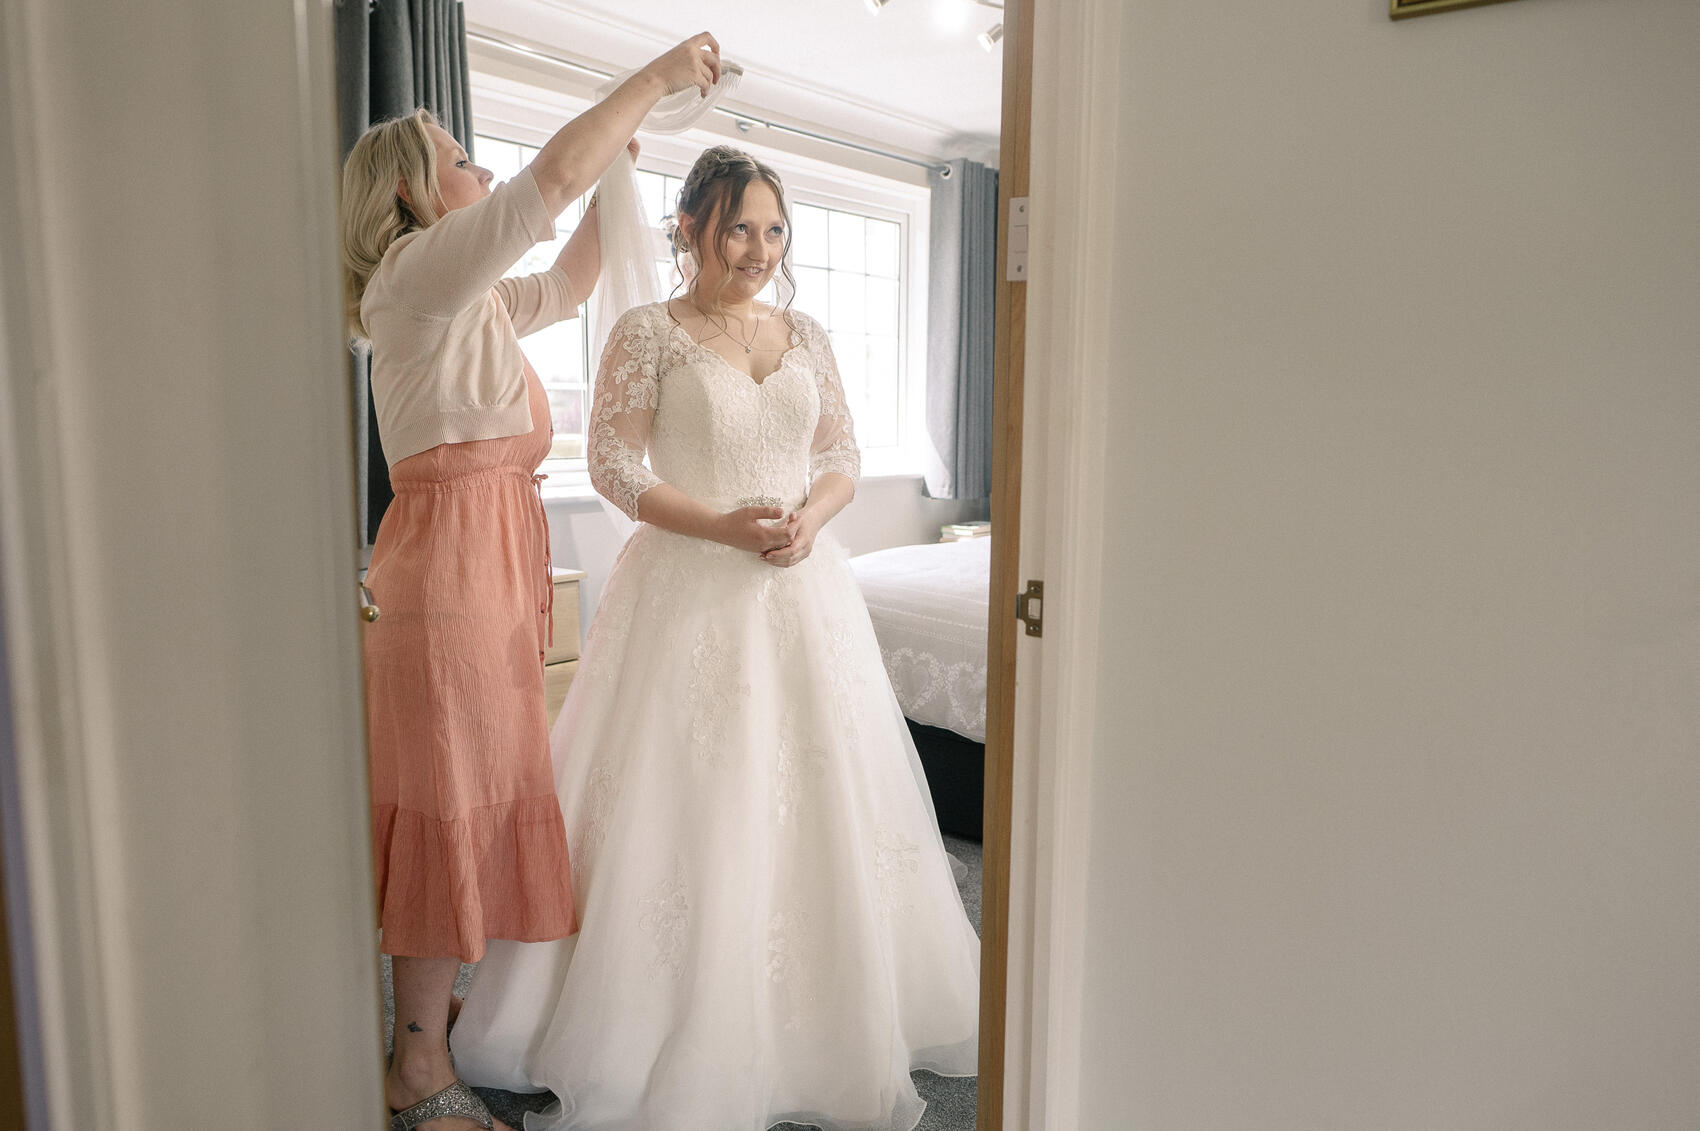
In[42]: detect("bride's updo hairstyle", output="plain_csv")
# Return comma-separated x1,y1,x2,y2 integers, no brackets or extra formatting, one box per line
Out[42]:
339,108,445,342
672,145,798,333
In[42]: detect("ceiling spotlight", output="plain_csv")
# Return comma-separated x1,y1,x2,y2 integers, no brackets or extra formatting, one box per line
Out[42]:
978,22,1003,50
865,0,890,12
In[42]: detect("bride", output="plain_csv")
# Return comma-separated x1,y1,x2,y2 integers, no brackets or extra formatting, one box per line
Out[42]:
450,144,980,1131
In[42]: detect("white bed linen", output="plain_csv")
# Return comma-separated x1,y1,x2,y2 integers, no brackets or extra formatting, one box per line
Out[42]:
848,537,990,743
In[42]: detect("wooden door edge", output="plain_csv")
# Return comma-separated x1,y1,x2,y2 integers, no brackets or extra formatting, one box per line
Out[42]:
1,856,26,1128
977,0,1034,1126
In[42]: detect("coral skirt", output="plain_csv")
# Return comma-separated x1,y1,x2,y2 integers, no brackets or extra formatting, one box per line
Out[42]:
362,366,576,962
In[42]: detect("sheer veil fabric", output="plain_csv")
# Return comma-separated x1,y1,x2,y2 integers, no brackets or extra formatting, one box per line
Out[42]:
586,65,747,359
588,64,744,541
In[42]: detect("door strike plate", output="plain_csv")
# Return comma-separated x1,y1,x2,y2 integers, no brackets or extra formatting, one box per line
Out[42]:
1015,580,1043,637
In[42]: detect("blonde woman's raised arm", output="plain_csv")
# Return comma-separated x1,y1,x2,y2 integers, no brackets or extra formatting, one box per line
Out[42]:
528,33,722,216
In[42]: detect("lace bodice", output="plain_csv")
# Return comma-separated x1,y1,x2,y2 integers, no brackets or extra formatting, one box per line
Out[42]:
588,302,861,520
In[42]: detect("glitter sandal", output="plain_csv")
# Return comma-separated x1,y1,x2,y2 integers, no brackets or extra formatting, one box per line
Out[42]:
388,1079,494,1130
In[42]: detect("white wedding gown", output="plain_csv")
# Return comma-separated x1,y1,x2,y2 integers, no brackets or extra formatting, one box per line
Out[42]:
450,302,980,1131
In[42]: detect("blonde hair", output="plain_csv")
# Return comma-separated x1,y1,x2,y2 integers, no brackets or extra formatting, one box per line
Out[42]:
338,108,444,342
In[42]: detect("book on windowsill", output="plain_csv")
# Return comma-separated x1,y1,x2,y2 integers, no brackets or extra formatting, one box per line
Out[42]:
939,521,992,542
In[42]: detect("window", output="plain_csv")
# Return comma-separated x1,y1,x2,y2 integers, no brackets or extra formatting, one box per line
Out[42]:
633,168,687,297
788,204,903,451
472,99,927,488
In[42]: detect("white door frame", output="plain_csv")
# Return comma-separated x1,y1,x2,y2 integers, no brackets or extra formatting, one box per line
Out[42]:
998,0,1124,1126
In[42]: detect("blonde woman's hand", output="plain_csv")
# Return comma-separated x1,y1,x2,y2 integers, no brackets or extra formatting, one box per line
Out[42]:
717,506,791,554
761,511,819,568
642,32,723,98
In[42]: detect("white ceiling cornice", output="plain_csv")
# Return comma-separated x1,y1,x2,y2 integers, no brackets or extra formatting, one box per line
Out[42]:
466,0,1001,163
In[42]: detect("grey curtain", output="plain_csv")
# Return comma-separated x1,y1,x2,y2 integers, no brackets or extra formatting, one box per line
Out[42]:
923,158,998,501
334,0,474,545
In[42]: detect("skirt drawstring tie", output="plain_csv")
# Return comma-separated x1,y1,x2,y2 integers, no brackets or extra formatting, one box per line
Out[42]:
533,474,553,652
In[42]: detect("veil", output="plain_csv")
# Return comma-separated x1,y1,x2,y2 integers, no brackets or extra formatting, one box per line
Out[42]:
588,65,745,382
586,64,744,541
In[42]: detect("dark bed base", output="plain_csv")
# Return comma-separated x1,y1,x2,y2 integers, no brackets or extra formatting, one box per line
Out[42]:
907,719,986,843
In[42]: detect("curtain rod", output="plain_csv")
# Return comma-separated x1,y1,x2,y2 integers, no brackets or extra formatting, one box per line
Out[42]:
465,30,952,178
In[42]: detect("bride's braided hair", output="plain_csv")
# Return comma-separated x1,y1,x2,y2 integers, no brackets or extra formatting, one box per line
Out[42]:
670,145,798,335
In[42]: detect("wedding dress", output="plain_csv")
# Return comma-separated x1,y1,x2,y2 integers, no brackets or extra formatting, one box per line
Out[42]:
449,302,981,1131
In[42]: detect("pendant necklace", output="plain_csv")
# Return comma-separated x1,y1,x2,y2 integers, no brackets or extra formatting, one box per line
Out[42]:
729,312,762,354
685,296,764,353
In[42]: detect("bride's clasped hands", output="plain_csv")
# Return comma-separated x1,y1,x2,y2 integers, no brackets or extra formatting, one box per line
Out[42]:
710,503,819,567
714,504,793,555
759,508,824,567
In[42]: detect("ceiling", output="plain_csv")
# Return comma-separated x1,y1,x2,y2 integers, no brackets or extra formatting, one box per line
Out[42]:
467,0,1005,164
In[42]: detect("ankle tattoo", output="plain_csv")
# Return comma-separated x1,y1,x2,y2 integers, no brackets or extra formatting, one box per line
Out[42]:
406,1021,423,1033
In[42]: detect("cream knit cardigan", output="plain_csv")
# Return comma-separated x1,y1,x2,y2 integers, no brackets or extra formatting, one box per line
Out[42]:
361,166,580,466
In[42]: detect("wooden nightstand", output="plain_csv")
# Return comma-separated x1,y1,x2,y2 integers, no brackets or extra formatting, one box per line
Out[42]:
544,567,585,726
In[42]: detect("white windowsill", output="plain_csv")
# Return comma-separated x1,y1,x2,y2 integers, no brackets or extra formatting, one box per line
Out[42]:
537,467,928,507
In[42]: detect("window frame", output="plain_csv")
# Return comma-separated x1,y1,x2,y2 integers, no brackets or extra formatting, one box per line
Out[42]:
470,71,933,498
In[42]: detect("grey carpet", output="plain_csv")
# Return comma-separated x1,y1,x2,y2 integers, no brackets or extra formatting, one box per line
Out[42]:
384,833,983,1130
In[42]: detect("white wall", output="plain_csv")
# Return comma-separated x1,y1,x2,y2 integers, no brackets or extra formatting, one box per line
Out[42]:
1076,2,1700,1127
548,476,985,642
0,0,383,1125
829,475,989,559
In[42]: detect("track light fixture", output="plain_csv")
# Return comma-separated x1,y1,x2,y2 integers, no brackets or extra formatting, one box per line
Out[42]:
862,0,1000,52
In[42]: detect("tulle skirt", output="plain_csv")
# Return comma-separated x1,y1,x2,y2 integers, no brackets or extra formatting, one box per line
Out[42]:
450,523,980,1131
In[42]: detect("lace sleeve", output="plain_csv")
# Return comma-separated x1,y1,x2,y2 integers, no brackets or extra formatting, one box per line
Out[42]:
805,317,861,486
588,307,664,519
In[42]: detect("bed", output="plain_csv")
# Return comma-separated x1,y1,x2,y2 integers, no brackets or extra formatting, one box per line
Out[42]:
849,536,990,840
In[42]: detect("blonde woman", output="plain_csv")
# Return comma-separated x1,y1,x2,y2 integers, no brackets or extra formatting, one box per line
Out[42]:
340,33,722,1131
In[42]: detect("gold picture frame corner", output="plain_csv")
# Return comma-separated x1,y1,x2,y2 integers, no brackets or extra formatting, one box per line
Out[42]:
1391,0,1523,20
